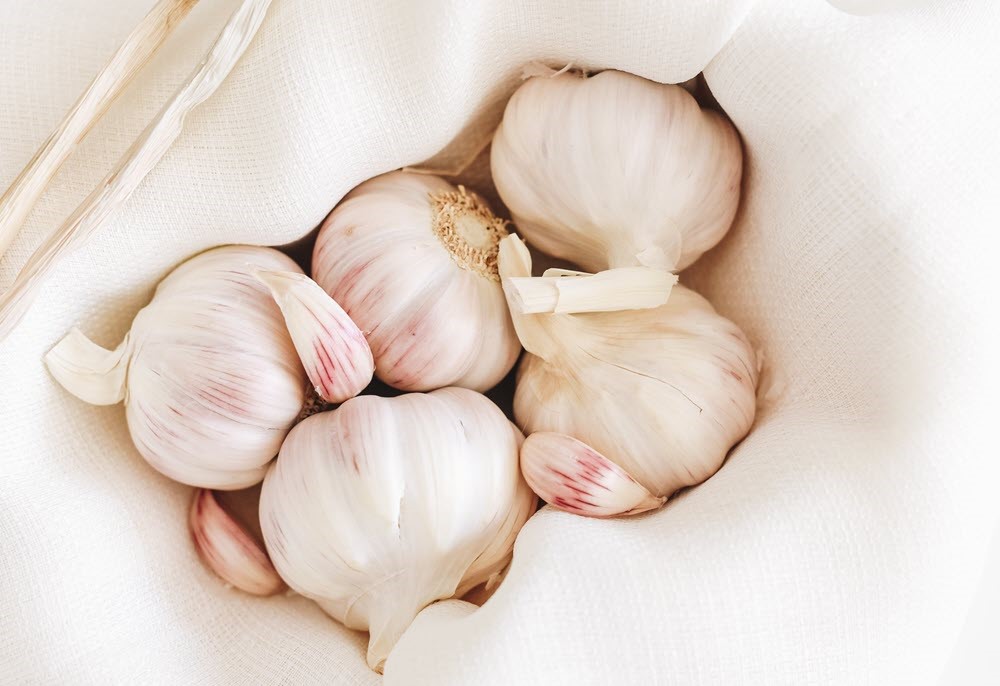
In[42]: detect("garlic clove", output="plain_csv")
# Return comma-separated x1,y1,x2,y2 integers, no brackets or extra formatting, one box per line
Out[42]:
189,488,284,596
520,432,665,518
504,266,677,314
254,269,374,404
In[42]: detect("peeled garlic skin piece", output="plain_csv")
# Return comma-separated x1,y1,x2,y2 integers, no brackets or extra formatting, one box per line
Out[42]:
260,387,536,673
514,285,758,499
311,171,520,392
491,69,742,272
46,246,307,490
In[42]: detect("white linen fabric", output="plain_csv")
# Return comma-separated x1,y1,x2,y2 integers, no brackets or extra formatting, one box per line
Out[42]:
1,0,998,683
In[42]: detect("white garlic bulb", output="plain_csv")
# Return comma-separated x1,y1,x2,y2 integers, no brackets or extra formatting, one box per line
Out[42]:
45,246,308,490
491,69,742,312
311,171,521,392
260,387,536,672
500,235,757,498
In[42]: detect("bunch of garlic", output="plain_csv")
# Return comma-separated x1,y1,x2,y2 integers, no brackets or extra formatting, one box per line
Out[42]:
260,387,536,672
500,235,757,507
491,69,742,314
46,245,373,489
312,171,521,391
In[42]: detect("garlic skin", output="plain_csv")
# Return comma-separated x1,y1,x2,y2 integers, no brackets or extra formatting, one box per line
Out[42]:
189,488,284,597
500,235,757,498
491,69,742,274
504,265,678,315
45,246,307,489
255,269,374,403
260,387,536,673
311,171,521,392
520,432,665,518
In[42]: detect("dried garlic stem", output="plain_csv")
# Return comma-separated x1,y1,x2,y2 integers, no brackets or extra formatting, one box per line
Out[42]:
0,0,200,261
0,0,273,342
505,266,676,314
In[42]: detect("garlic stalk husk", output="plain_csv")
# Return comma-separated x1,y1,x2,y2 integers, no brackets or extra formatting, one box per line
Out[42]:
255,269,373,403
520,432,665,517
0,0,273,343
500,235,757,498
260,387,536,673
505,266,678,314
0,0,200,261
45,246,307,489
189,487,284,596
491,69,742,312
311,171,521,392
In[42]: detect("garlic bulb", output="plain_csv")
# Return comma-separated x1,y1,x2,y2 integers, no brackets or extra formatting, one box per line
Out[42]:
189,487,284,597
520,432,664,518
260,387,536,672
311,171,521,392
500,235,757,498
45,246,307,490
491,69,742,312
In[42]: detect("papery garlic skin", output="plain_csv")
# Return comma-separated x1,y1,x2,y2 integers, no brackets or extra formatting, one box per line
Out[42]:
520,432,665,518
255,269,373,403
491,69,742,273
45,246,307,489
260,387,536,673
311,171,521,392
500,236,756,498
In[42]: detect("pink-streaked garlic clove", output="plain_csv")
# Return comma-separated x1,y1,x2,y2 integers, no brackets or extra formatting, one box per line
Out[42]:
189,488,285,596
255,269,374,403
520,432,665,518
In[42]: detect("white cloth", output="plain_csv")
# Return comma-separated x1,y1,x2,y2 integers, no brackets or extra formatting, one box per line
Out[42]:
2,0,998,683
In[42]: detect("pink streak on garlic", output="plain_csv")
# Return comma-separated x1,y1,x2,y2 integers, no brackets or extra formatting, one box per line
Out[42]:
189,488,284,597
520,432,665,518
254,269,374,404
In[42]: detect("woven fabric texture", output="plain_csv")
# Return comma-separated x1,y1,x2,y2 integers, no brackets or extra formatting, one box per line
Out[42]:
1,0,998,683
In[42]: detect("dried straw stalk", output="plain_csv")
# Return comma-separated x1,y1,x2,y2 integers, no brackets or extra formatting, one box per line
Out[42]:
0,0,201,260
0,0,273,341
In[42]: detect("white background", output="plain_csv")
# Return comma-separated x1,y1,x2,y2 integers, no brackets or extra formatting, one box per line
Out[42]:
940,524,1000,685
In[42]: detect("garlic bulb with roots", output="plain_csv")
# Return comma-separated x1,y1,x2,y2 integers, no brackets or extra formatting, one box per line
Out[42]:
260,387,536,673
491,69,742,314
311,171,521,392
500,235,757,498
45,246,309,490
